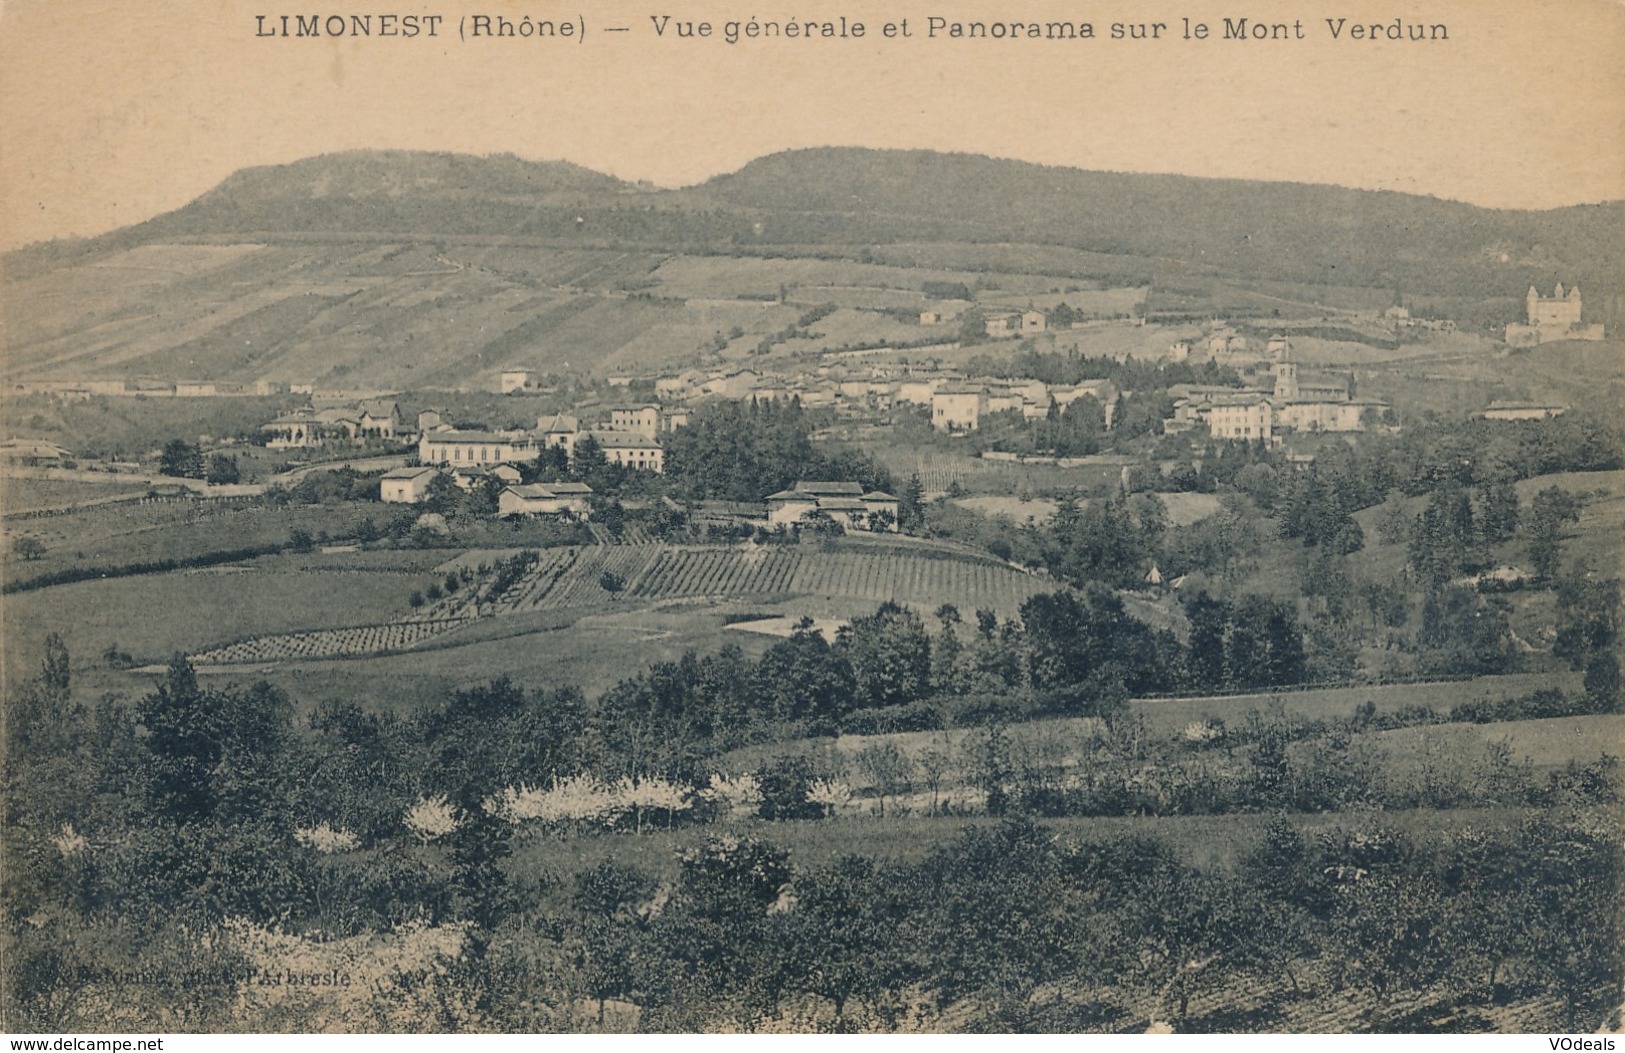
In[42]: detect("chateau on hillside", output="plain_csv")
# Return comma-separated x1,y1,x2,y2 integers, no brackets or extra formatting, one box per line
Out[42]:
1505,284,1605,347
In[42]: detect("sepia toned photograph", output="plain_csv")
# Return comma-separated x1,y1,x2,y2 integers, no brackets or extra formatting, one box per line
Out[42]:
1,0,1622,1035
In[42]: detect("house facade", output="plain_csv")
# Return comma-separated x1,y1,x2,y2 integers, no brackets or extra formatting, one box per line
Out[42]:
379,466,440,504
932,386,987,432
592,431,664,472
766,481,899,531
419,430,539,467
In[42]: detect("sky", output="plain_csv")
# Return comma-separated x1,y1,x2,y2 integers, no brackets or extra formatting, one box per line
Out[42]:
2,0,1622,250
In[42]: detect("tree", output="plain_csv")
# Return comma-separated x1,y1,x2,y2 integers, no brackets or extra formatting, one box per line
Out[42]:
204,454,240,486
1409,485,1477,584
898,474,926,533
136,655,296,823
1527,486,1583,580
782,855,910,1022
755,754,822,820
1478,477,1520,542
158,439,204,479
854,741,914,817
11,535,45,561
837,602,932,709
754,620,854,725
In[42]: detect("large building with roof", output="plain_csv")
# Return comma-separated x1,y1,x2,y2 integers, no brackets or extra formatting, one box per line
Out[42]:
766,481,899,531
419,430,539,467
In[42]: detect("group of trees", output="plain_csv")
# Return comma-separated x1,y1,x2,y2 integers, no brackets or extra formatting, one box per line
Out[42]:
965,346,1243,393
663,399,890,503
159,439,239,485
595,590,1306,773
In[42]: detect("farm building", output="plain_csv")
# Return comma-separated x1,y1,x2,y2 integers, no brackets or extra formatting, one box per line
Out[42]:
490,463,524,484
1481,400,1570,421
419,429,539,467
984,309,1046,339
450,466,494,491
766,481,900,531
379,466,440,504
919,300,969,325
498,482,593,518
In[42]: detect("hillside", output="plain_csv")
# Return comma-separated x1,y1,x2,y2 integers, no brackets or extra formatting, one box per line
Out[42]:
691,148,1625,298
3,148,1621,389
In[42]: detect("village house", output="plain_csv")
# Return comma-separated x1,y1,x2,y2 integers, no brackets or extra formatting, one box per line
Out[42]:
765,481,900,531
536,413,581,459
1275,398,1388,432
419,429,539,467
1207,395,1275,442
497,482,593,518
655,369,706,400
1051,379,1120,428
895,379,944,406
591,431,664,472
932,385,988,432
702,370,762,400
1207,332,1248,356
353,400,404,440
608,404,662,439
919,300,969,325
379,466,440,504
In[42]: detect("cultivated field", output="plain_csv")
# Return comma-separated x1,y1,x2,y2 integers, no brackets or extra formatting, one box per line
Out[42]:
444,542,1052,618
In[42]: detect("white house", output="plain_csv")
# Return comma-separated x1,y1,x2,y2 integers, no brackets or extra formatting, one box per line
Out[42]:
379,466,440,504
932,386,987,432
591,431,664,473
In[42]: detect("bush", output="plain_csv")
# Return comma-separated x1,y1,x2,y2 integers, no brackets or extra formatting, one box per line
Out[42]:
755,755,824,821
842,701,946,735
